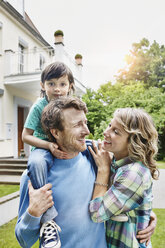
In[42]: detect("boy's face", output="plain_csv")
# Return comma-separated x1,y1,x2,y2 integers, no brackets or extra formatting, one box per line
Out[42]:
41,75,72,101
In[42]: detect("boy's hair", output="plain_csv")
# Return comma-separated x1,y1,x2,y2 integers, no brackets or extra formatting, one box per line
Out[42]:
40,62,75,97
41,96,88,142
113,108,159,179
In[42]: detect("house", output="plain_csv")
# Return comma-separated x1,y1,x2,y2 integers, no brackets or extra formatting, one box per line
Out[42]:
0,0,86,158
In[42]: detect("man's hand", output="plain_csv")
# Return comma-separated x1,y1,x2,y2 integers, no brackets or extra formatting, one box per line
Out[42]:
136,211,157,245
49,142,69,159
27,181,54,217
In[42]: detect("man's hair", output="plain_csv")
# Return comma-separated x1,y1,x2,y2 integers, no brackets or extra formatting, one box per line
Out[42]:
41,96,88,142
113,108,159,179
40,62,75,97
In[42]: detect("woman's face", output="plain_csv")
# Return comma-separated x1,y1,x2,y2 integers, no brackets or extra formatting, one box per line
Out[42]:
102,118,129,160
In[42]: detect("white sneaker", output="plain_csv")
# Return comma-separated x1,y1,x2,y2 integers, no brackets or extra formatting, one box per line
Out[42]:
40,220,61,248
111,214,128,222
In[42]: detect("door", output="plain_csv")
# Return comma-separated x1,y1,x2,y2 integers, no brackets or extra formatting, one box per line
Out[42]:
18,107,24,157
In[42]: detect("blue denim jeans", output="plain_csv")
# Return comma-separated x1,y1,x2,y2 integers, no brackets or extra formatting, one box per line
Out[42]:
28,148,58,223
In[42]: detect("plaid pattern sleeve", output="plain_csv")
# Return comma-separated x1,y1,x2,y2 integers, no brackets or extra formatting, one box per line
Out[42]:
89,159,153,248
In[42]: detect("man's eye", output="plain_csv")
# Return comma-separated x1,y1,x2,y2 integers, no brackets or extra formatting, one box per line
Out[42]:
109,123,111,127
114,129,118,134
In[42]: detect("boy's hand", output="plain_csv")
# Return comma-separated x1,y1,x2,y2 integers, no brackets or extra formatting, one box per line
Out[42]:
49,142,69,159
136,211,157,245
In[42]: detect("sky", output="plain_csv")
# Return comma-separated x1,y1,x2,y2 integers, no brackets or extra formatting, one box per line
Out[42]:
25,0,165,90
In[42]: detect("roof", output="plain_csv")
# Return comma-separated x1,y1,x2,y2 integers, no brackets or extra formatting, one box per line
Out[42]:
0,0,54,51
24,12,41,35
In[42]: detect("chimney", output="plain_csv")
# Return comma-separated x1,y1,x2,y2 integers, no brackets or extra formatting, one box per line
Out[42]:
54,30,64,45
54,30,64,62
75,54,83,66
75,54,83,82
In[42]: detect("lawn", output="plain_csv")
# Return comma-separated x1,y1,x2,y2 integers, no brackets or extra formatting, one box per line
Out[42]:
156,160,165,169
0,184,20,198
151,209,165,248
0,217,39,248
0,209,164,248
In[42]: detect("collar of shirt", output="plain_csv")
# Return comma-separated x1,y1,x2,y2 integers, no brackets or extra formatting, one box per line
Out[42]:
111,156,135,172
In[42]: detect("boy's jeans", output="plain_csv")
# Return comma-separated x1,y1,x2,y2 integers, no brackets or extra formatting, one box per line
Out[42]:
28,148,58,223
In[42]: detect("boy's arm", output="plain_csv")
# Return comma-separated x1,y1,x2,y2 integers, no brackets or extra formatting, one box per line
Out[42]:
22,127,52,150
22,127,68,158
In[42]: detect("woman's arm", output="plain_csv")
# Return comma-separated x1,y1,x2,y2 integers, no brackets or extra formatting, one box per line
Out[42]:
88,140,111,199
89,162,145,223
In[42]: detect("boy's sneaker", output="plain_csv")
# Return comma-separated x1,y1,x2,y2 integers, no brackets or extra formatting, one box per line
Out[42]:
111,214,128,222
40,220,61,248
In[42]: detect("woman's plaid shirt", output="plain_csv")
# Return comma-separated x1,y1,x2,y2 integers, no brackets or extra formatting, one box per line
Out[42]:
89,157,153,248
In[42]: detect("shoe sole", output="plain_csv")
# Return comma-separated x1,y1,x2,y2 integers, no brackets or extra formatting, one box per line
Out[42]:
41,240,61,248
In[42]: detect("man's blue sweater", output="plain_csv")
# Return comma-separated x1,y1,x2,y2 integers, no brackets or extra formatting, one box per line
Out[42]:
15,147,107,248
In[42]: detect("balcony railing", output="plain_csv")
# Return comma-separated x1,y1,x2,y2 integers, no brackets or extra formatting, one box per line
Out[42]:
4,47,54,76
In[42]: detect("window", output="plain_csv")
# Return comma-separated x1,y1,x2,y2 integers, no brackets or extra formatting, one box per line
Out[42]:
0,91,4,139
18,37,28,74
0,22,3,55
18,43,24,73
39,54,45,70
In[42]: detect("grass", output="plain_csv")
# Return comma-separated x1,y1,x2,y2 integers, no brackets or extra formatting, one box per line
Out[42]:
0,209,164,248
0,217,39,248
156,160,165,169
151,209,165,248
0,184,20,198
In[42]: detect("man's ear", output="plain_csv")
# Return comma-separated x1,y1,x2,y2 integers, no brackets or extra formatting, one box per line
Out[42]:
50,129,59,139
40,82,45,91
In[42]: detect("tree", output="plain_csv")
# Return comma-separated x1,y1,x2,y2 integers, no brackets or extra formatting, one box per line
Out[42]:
82,88,107,134
117,38,165,90
83,81,165,159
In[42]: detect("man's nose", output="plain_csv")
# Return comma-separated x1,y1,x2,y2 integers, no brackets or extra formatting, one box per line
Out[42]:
83,124,90,135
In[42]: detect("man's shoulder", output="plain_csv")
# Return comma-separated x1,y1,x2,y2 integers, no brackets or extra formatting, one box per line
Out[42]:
82,140,97,175
85,139,93,147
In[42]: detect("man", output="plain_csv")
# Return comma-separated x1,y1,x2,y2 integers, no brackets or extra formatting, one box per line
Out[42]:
15,97,156,248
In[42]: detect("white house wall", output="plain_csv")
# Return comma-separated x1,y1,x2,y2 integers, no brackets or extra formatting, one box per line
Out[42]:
0,0,86,158
0,2,53,157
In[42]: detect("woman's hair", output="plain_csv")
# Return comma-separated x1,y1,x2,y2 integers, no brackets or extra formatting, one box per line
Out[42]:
41,96,88,142
40,62,75,97
113,108,159,179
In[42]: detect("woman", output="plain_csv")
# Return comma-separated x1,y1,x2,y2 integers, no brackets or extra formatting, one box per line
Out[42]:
89,108,159,248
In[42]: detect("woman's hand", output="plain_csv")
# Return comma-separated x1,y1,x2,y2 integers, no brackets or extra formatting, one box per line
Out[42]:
27,181,54,217
88,139,112,173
